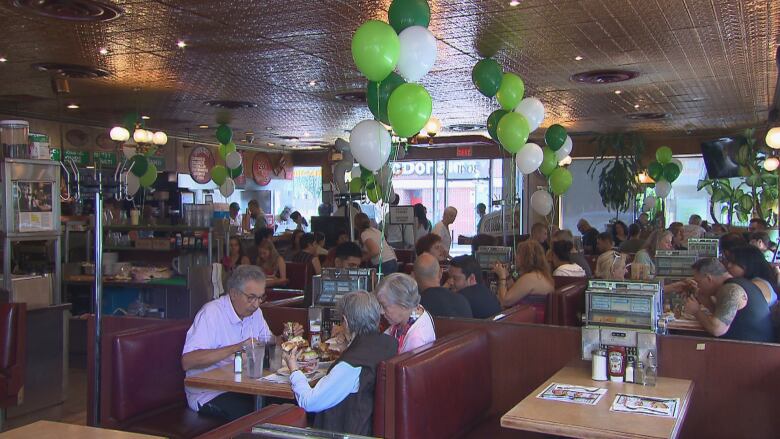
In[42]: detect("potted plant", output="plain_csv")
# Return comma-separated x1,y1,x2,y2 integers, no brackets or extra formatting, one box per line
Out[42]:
587,132,646,219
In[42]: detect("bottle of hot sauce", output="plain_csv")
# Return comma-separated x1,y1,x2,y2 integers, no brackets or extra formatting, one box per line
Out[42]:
608,346,626,383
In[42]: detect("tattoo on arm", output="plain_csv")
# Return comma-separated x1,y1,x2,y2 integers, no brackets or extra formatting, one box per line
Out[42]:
714,284,747,326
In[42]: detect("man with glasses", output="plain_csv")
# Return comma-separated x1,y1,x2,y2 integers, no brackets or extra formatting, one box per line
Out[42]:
182,265,302,420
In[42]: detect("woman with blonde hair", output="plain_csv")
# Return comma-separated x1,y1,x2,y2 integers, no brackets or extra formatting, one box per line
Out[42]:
595,251,628,280
492,240,555,321
631,229,673,277
255,240,288,287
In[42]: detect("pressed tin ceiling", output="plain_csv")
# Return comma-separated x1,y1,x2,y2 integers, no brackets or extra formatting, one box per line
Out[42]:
0,0,778,150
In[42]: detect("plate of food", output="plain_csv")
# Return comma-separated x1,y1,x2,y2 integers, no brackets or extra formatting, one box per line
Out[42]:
276,366,318,377
280,336,309,353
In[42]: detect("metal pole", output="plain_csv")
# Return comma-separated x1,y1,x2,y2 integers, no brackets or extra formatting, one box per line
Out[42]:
91,174,103,426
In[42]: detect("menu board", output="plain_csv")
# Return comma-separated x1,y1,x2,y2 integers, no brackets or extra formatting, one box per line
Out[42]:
14,180,55,232
189,146,215,184
389,206,414,224
253,153,272,186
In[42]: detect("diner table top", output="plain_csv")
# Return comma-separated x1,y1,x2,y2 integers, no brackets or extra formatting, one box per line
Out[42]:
184,364,318,400
501,366,694,439
0,421,162,438
666,317,706,333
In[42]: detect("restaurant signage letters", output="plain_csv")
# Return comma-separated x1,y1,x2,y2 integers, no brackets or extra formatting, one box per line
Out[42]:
391,160,490,179
93,151,117,167
147,156,166,170
253,153,272,186
188,146,215,184
62,150,90,166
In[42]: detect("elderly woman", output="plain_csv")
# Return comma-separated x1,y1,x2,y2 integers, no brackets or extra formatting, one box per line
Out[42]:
376,273,436,353
283,291,397,436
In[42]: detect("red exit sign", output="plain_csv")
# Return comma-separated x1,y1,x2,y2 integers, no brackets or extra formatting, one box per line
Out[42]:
456,146,472,157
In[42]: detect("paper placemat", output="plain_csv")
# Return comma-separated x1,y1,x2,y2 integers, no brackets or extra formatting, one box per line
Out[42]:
260,371,324,384
536,382,607,406
610,393,680,417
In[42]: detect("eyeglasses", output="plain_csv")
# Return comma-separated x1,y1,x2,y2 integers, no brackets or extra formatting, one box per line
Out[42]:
239,289,265,303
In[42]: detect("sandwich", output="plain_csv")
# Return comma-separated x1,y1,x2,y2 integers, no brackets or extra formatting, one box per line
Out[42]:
281,336,309,352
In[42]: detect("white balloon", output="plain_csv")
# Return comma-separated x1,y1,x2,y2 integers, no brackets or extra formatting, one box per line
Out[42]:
643,195,657,210
225,151,242,169
335,138,350,152
555,136,573,161
333,160,353,194
515,143,544,174
530,190,554,216
349,120,392,172
655,180,672,198
514,97,545,132
396,26,437,82
671,158,683,172
220,178,235,197
125,173,140,196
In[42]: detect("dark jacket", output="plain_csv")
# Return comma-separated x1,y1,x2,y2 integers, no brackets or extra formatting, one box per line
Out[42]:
420,287,473,318
459,283,501,319
313,333,398,436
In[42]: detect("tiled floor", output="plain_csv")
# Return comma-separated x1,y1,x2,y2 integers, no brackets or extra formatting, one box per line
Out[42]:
4,368,87,431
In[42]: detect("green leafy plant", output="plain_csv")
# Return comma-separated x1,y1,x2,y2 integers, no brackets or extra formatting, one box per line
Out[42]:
588,133,645,216
697,128,778,226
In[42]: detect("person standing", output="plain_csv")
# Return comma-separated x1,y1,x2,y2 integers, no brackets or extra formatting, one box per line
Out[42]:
228,202,243,232
355,213,398,274
432,207,457,257
476,203,487,234
241,199,266,234
412,203,432,243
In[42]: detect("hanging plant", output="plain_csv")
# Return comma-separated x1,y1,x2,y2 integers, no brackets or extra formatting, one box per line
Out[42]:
587,132,645,215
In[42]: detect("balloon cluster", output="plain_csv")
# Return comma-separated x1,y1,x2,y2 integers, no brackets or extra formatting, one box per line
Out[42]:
646,146,682,199
473,58,574,215
125,153,158,196
347,0,435,203
211,124,243,197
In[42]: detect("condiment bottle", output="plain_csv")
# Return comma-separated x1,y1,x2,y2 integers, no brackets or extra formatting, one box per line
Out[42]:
643,351,657,386
233,351,243,374
625,360,635,383
607,346,626,383
591,348,608,381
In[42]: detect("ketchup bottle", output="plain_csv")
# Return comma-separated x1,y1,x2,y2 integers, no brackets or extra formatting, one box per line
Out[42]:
607,346,626,383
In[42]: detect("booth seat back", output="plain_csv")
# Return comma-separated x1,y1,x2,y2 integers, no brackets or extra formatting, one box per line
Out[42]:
261,306,310,340
378,330,492,439
553,280,587,326
490,303,536,324
394,249,415,265
111,323,190,422
193,404,308,439
0,303,26,408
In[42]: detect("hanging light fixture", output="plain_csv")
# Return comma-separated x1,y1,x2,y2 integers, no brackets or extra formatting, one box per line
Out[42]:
152,131,168,146
133,127,147,143
763,156,780,172
424,116,442,137
766,127,780,150
110,126,130,142
558,155,572,167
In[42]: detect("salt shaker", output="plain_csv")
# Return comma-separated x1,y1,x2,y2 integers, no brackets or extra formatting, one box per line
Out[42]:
233,351,243,374
591,348,608,381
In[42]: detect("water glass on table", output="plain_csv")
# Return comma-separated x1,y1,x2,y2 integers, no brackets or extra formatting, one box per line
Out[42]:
245,343,266,378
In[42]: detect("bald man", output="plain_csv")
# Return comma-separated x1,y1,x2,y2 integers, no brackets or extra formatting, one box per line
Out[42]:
414,252,472,318
432,207,457,257
577,218,599,255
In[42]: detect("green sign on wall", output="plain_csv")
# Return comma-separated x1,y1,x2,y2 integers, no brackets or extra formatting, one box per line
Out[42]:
62,150,90,166
148,156,165,169
93,151,117,167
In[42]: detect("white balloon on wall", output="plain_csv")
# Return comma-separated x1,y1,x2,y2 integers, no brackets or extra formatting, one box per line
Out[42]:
333,151,354,194
349,120,392,172
515,143,544,175
396,26,438,82
530,190,554,216
225,151,243,169
125,172,140,197
220,178,236,197
555,136,573,161
655,181,672,198
514,97,545,132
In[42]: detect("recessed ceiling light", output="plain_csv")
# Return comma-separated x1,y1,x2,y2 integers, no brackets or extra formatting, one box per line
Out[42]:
244,131,254,135
177,40,187,49
99,48,108,55
290,137,300,142
67,104,79,109
574,56,583,61
141,115,150,120
0,57,7,63
308,80,317,87
198,124,209,129
614,90,622,95
509,0,520,6
265,127,273,131
267,142,275,147
634,104,640,109
303,132,310,137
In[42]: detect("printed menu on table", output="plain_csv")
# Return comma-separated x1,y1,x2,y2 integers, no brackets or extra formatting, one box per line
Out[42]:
610,393,680,417
536,382,607,406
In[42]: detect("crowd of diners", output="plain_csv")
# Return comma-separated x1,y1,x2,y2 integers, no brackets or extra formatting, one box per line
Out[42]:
183,201,778,436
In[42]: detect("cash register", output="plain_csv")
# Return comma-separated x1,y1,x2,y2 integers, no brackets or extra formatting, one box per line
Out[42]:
308,268,376,346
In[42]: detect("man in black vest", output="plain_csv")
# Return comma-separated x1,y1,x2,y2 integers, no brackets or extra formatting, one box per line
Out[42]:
283,291,397,436
449,255,500,319
684,258,774,343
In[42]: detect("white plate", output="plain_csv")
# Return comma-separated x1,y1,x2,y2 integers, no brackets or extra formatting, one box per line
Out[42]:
276,367,317,377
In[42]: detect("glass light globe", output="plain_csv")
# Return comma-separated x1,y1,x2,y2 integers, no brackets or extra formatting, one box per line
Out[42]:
558,155,572,166
763,156,780,172
133,128,147,143
766,127,780,150
110,126,130,142
152,131,168,145
424,116,442,136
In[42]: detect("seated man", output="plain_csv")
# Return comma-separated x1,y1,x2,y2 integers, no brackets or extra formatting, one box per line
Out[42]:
749,231,776,263
414,252,472,318
684,258,774,343
332,242,363,269
182,265,302,421
449,255,500,319
577,219,599,255
594,232,618,278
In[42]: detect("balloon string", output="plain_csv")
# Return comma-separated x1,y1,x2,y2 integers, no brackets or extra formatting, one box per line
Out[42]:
376,137,399,279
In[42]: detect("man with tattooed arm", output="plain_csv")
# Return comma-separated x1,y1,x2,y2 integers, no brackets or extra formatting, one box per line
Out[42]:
684,258,774,343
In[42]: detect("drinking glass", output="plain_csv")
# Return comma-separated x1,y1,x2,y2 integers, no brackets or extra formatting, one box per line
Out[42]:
245,344,265,378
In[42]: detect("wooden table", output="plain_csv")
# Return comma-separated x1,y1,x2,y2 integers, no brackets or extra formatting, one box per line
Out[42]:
667,317,707,334
184,364,306,401
0,421,162,438
501,366,694,439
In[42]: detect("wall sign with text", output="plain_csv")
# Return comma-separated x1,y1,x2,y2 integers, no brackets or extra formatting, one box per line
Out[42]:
188,146,215,184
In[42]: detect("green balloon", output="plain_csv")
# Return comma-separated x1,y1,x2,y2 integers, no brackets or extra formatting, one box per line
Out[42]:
211,165,228,186
219,142,237,161
549,167,573,196
349,177,364,194
496,73,525,110
656,146,673,164
129,154,148,177
472,59,503,98
545,124,568,151
539,147,557,176
487,109,509,141
229,164,243,179
352,20,400,82
216,124,232,144
367,72,406,125
123,112,139,133
388,0,431,33
496,112,530,154
647,161,664,181
387,83,433,138
366,183,382,203
663,162,681,183
139,163,157,188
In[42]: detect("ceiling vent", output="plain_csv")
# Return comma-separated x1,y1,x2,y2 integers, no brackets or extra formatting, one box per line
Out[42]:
333,91,366,104
32,63,110,79
626,112,668,120
9,0,123,22
203,100,258,109
570,69,639,84
448,123,487,132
